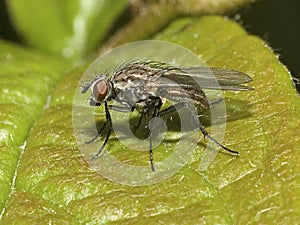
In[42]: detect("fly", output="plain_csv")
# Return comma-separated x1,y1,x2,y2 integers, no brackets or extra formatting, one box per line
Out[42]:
81,60,253,171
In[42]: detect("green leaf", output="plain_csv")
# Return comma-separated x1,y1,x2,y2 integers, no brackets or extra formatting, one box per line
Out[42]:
1,15,299,224
0,40,71,220
6,0,128,60
0,41,69,147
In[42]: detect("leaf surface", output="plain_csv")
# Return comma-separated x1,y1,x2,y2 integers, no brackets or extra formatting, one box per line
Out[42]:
0,15,299,224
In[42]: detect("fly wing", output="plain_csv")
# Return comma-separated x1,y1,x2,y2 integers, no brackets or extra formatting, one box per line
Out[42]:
112,60,252,109
142,76,210,109
162,66,253,91
143,65,252,108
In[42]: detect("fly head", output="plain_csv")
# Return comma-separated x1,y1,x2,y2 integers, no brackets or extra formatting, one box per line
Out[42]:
82,75,114,106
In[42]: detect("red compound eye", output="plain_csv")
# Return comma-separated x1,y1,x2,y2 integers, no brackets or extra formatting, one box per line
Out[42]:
92,79,108,101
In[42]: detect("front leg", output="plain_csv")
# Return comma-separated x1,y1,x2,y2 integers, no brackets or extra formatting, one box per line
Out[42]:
108,104,133,112
88,103,134,158
86,102,131,145
92,101,113,159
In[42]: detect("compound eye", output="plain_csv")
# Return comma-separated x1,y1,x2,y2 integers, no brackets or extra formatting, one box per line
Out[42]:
92,79,108,101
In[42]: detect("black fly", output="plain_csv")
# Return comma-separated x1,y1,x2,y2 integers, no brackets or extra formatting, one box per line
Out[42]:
81,60,253,171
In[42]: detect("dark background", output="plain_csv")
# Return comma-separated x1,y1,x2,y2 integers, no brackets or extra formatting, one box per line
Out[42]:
240,0,300,92
1,0,299,92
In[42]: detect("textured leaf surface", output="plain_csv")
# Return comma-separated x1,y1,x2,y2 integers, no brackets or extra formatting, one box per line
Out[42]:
0,40,70,221
0,15,299,224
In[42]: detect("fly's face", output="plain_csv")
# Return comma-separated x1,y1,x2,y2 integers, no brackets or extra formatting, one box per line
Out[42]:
82,75,114,106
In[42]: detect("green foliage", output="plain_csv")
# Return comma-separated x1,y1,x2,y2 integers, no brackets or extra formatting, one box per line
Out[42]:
7,0,128,60
0,1,299,224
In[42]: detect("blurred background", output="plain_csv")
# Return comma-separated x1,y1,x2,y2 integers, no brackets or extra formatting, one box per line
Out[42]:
240,0,300,92
1,0,299,92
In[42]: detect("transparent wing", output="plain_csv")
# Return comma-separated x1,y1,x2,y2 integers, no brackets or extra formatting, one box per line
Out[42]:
150,82,209,109
162,66,253,91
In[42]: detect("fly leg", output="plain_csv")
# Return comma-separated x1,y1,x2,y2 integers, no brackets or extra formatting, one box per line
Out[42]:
108,105,133,112
135,96,163,171
92,102,113,159
109,104,144,132
134,113,144,130
85,100,110,144
198,126,239,155
160,102,239,155
148,97,163,172
87,104,132,144
85,121,108,144
160,102,199,127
